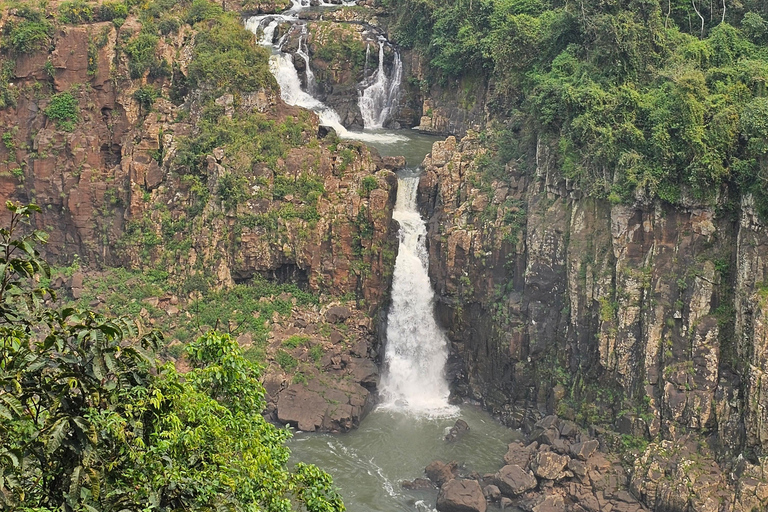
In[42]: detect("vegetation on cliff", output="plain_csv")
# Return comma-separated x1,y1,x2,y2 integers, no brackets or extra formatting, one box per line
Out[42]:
0,203,345,511
387,0,768,212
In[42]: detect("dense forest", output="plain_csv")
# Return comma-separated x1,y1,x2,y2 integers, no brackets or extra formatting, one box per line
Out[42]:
387,0,768,212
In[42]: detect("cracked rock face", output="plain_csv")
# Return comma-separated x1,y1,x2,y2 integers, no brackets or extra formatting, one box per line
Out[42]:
417,133,768,510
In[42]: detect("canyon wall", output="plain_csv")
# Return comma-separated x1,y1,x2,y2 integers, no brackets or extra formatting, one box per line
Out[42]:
417,133,768,510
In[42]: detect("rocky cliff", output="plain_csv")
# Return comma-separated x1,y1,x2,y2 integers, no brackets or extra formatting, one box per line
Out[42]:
417,132,768,510
0,0,402,432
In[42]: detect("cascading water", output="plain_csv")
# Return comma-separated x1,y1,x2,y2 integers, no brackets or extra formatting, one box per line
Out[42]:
295,26,315,93
246,0,407,143
379,175,458,417
358,41,403,130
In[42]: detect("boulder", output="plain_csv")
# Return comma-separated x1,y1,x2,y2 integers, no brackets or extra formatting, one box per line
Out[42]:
325,306,351,323
504,441,538,469
483,484,501,501
445,419,470,442
494,464,537,497
426,460,459,487
436,479,487,512
401,478,435,490
532,494,565,512
531,452,569,480
570,440,599,461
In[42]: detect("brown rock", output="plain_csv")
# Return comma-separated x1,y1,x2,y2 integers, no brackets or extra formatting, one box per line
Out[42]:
531,451,569,480
504,441,538,469
483,484,501,501
570,440,599,461
494,464,537,497
437,479,487,512
401,478,435,490
276,385,326,432
426,460,459,487
532,494,565,512
325,306,351,323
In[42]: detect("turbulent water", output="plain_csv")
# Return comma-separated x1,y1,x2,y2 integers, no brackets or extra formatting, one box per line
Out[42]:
288,405,522,512
245,4,407,144
378,174,457,416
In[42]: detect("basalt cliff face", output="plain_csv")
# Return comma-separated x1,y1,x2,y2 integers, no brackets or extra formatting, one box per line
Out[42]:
417,132,768,510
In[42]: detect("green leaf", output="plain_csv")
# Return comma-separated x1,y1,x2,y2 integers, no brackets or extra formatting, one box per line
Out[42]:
47,417,69,454
68,465,82,508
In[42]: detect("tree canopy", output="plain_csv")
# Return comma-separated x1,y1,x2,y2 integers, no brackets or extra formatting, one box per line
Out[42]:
0,202,344,512
386,0,768,212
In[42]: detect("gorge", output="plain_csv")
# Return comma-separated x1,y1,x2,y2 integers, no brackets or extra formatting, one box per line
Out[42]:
2,0,768,510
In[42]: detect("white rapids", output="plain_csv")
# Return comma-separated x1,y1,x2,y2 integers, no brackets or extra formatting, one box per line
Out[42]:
379,176,458,417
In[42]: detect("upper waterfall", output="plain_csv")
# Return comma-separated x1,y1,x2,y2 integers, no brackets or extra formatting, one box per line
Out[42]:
245,8,406,144
358,41,403,130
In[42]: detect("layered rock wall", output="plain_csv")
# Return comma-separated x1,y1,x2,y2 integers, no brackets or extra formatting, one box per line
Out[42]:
418,133,768,510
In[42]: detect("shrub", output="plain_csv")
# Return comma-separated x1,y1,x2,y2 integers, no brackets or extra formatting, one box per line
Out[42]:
58,0,94,23
5,17,52,53
275,349,298,372
44,92,79,131
124,32,159,79
359,175,378,196
98,1,129,21
133,84,159,112
186,0,223,24
283,334,310,348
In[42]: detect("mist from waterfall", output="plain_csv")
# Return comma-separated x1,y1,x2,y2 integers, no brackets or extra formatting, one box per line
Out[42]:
379,176,458,417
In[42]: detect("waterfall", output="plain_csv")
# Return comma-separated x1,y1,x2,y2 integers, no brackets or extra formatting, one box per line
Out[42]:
379,176,457,417
246,11,407,144
296,25,315,93
358,42,403,130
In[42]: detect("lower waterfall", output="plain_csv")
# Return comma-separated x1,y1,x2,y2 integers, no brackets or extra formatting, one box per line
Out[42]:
379,175,457,417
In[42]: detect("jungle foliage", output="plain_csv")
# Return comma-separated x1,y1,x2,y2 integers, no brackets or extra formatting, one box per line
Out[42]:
0,202,345,511
386,0,768,211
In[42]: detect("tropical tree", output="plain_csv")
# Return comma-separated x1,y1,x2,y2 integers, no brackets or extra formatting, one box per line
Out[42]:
0,202,344,512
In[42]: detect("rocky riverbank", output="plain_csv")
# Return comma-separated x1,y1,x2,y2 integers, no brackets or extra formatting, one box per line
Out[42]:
404,414,647,512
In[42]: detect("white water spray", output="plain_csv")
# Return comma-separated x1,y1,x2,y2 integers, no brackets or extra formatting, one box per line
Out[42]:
358,42,403,130
380,176,458,417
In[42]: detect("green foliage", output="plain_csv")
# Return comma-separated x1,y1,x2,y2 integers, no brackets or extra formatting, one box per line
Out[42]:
0,206,345,511
3,7,53,53
132,84,160,113
276,349,299,372
387,0,768,213
44,92,79,131
359,175,378,196
186,0,223,24
58,0,95,23
124,32,159,79
187,10,275,93
283,334,310,348
98,1,129,22
0,61,18,110
217,172,250,211
313,24,367,73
